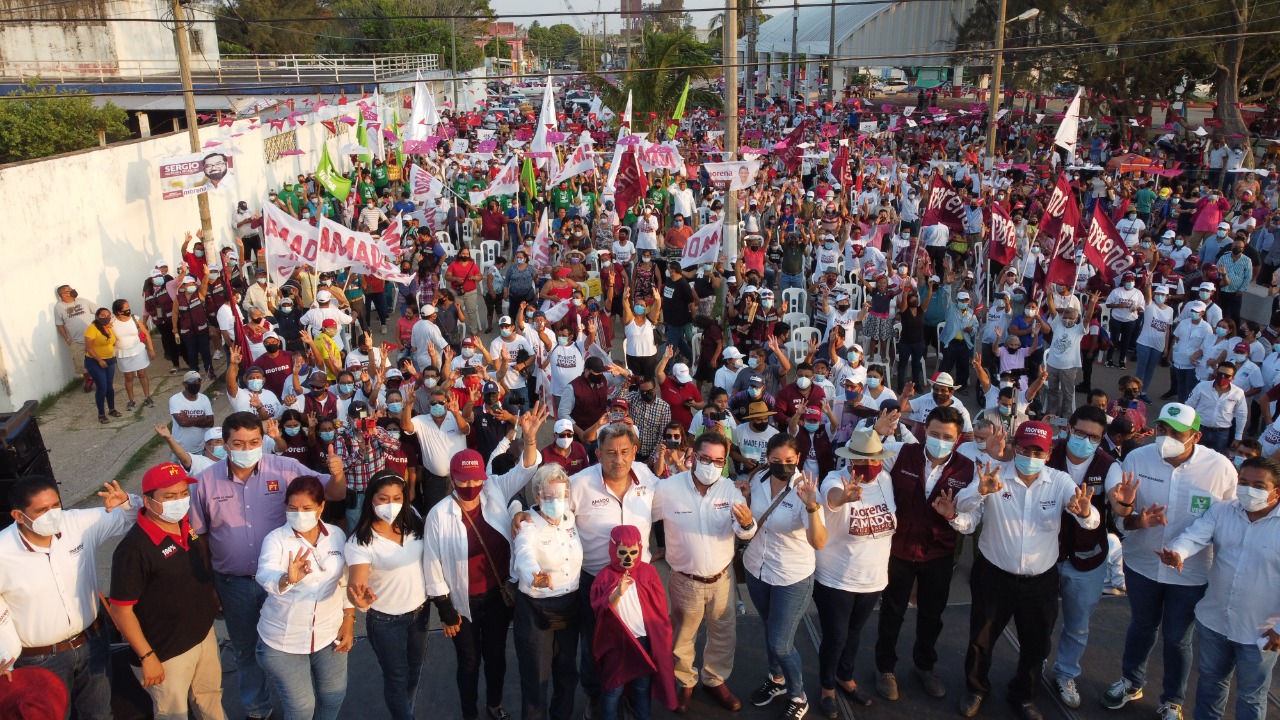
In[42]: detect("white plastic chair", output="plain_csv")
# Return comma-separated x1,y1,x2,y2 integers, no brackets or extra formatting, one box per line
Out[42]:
782,312,810,331
435,231,451,246
788,326,820,363
480,240,501,272
935,322,948,370
439,240,457,259
781,288,808,318
460,221,476,248
691,331,703,361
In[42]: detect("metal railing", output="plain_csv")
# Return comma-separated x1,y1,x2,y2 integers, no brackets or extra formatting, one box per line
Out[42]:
0,54,440,84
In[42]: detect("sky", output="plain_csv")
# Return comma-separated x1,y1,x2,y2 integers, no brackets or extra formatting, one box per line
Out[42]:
485,0,785,34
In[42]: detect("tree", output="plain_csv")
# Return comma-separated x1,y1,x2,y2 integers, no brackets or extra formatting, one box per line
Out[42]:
582,29,722,135
526,22,583,65
0,83,130,164
216,0,333,55
327,0,491,69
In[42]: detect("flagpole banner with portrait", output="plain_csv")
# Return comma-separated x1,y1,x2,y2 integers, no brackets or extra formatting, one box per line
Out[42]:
156,151,238,200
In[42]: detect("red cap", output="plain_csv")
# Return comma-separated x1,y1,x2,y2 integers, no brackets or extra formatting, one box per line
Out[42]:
1014,421,1054,453
461,337,475,347
449,449,487,482
1233,342,1250,353
141,462,196,494
0,668,68,720
322,318,338,329
803,406,822,420
611,397,630,411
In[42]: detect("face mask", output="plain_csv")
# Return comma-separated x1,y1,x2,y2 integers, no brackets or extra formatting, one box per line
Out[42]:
1153,294,1167,304
1128,213,1137,220
286,510,319,533
558,336,571,346
370,501,404,524
500,328,513,338
283,424,302,437
837,304,851,313
424,378,439,388
386,400,405,414
693,461,721,485
1230,353,1247,365
1218,230,1228,238
316,429,336,443
149,496,190,523
768,462,797,481
454,483,483,502
230,446,262,469
1014,454,1044,476
430,403,447,418
194,249,205,258
925,436,954,459
803,421,821,433
152,276,164,286
184,286,197,295
541,498,568,519
1067,435,1099,458
748,386,763,400
461,348,475,359
641,390,657,402
1232,455,1246,469
747,357,759,369
247,378,265,393
1157,434,1188,460
1215,327,1228,337
338,383,354,395
796,376,812,390
1273,343,1280,354
1024,307,1036,317
1124,282,1135,290
998,404,1012,416
1200,291,1212,301
22,507,63,537
633,304,647,316
1191,312,1204,321
184,382,202,396
281,304,294,312
1175,240,1185,248
211,444,228,459
555,436,573,450
1236,485,1274,512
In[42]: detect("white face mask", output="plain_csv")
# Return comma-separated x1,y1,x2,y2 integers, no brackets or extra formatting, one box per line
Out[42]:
374,502,402,523
555,436,573,449
286,510,320,533
1236,485,1274,512
1157,434,1188,460
149,496,190,524
693,460,721,486
22,507,63,537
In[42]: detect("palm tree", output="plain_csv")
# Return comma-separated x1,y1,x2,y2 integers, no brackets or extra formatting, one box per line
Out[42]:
582,28,723,136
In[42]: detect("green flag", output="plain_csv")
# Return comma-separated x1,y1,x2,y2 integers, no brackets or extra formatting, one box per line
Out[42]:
392,107,405,168
316,142,351,200
521,157,538,214
668,77,690,140
356,113,373,165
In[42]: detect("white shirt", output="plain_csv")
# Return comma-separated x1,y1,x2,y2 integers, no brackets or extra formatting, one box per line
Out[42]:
1115,217,1146,247
1136,303,1174,352
1106,287,1146,322
615,583,648,638
300,307,353,351
408,412,467,476
421,454,540,620
410,319,448,368
169,392,214,455
956,462,1098,576
624,319,657,357
742,470,816,586
511,510,582,598
1045,317,1087,370
714,364,742,394
547,343,585,396
570,462,659,575
491,335,534,390
343,531,427,616
817,470,896,592
255,523,351,654
1121,444,1238,586
1172,320,1213,370
1185,381,1249,438
652,472,757,577
0,502,141,663
1167,500,1280,645
611,241,636,265
229,388,285,419
733,424,779,469
907,394,973,432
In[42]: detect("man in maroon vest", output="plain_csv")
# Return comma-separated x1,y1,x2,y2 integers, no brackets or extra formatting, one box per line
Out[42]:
558,356,618,459
1046,405,1136,710
874,405,977,701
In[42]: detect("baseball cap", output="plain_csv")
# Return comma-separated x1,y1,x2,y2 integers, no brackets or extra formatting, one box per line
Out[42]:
316,290,333,303
498,315,513,326
1218,221,1231,230
1122,271,1136,281
385,368,404,380
584,356,607,372
1014,421,1053,453
803,406,822,420
481,380,500,395
956,291,971,301
1233,342,1250,354
263,331,281,342
672,363,693,384
141,462,197,494
1198,282,1215,291
1162,229,1176,239
154,257,168,267
450,449,487,482
202,428,223,443
722,346,744,360
747,374,765,388
533,310,546,319
461,337,475,348
1186,300,1208,313
182,370,202,383
322,318,337,329
1157,403,1200,432
554,419,574,434
420,304,437,316
610,397,630,411
148,268,163,279
181,275,197,285
308,371,328,386
1109,417,1135,435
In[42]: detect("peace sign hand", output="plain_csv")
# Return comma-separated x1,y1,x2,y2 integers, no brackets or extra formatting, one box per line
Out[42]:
286,548,313,585
1067,483,1095,518
518,401,550,437
1109,472,1141,507
932,488,958,519
349,582,378,609
795,470,821,509
1131,503,1168,530
977,462,1004,496
1155,547,1183,572
837,471,863,505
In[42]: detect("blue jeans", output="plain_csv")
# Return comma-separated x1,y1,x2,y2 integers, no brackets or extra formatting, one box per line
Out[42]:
664,323,693,364
1193,620,1278,720
779,271,806,292
1120,564,1207,706
1200,427,1232,453
84,357,116,416
257,640,348,720
1053,560,1107,681
344,490,365,529
745,570,815,701
1174,367,1198,403
600,636,652,720
14,623,111,720
1135,344,1162,397
366,605,430,720
215,571,273,717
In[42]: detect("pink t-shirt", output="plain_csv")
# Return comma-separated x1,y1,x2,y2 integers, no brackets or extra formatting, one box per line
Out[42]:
996,346,1032,374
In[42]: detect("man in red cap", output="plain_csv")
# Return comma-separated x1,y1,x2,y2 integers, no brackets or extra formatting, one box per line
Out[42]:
954,421,1098,720
108,462,223,720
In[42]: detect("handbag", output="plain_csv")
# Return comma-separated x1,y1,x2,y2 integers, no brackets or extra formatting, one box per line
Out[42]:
458,500,516,608
731,473,794,582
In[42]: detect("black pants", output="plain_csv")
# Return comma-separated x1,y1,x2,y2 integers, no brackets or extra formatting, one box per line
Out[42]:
577,570,601,698
813,582,880,690
964,553,1059,703
1107,318,1139,364
897,341,926,392
366,290,390,326
413,470,451,517
939,339,973,389
1220,291,1243,323
514,591,580,720
452,589,514,719
155,323,182,369
876,554,956,673
181,331,213,373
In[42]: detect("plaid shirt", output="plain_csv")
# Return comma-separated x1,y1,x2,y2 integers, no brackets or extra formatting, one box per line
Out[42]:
333,426,400,492
622,390,671,461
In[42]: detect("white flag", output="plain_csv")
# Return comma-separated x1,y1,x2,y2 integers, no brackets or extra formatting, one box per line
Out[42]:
409,164,443,200
550,141,596,186
1054,88,1084,161
679,216,725,269
530,212,552,269
479,156,521,202
408,73,438,141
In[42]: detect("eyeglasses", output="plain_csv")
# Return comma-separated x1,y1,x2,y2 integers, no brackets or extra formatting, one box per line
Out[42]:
1070,429,1104,444
664,434,682,441
695,454,728,468
556,432,574,439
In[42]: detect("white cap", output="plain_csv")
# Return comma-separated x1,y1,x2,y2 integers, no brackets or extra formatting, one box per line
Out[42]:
420,304,437,316
956,291,971,300
553,419,575,434
316,290,333,302
181,275,197,284
1218,221,1231,230
1198,282,1215,291
203,428,223,443
1186,300,1208,312
154,257,169,267
722,346,744,360
742,285,759,295
498,315,514,326
672,363,694,384
1162,229,1176,238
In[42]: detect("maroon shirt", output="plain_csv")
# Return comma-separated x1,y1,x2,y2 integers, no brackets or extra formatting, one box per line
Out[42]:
540,441,590,475
463,504,509,595
774,382,825,423
252,350,294,397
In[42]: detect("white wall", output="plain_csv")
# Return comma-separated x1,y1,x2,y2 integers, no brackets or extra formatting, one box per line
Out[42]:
0,107,339,412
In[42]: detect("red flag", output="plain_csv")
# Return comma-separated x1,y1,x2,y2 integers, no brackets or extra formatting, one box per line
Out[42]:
920,173,966,234
613,146,649,214
987,203,1018,265
776,120,811,173
218,254,253,364
1045,192,1083,288
1038,173,1074,238
1082,204,1137,284
1110,197,1131,224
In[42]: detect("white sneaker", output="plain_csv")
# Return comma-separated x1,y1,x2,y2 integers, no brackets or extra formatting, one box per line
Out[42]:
213,349,223,360
1055,677,1081,709
1156,703,1183,720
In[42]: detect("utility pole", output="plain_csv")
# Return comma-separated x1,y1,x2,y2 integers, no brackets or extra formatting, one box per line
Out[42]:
789,0,798,99
451,16,460,109
985,0,1007,167
723,0,739,260
827,0,836,104
746,4,757,118
170,0,213,243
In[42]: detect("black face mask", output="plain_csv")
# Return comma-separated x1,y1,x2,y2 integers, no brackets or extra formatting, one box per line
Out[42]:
662,438,681,449
185,382,202,395
588,372,604,384
641,390,658,402
264,342,281,353
750,421,770,431
768,462,797,481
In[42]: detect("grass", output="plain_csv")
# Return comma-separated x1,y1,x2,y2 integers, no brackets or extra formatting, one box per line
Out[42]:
35,378,82,416
112,432,166,486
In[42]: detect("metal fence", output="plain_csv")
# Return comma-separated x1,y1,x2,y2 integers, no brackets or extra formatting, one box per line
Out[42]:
0,54,441,84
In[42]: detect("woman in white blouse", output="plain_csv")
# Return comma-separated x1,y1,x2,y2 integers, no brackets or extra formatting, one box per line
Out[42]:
512,464,584,720
621,285,661,379
741,433,827,720
859,364,899,410
422,407,547,720
345,470,433,720
255,476,353,720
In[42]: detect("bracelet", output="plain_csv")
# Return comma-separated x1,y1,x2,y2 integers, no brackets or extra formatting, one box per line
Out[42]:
138,649,155,662
805,504,819,513
1116,500,1134,508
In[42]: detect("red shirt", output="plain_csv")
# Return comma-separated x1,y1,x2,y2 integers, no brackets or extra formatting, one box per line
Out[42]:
463,503,509,595
774,383,825,423
252,350,294,397
660,376,702,430
479,210,506,241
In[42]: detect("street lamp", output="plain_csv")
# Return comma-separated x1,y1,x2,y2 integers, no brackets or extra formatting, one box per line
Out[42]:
985,6,1040,167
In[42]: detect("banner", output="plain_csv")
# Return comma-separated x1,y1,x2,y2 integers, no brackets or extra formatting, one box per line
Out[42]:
1045,191,1083,288
261,201,313,285
858,121,879,133
1081,204,1136,283
1038,173,1074,239
156,151,238,200
920,173,966,234
776,120,811,173
549,140,596,186
988,203,1019,265
679,216,725,268
638,142,681,172
315,142,351,200
408,164,443,200
315,216,410,282
613,146,649,214
530,212,552,269
703,161,761,190
479,156,521,201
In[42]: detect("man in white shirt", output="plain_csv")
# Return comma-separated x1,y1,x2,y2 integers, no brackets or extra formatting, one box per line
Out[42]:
652,433,757,712
492,315,535,406
1156,456,1280,720
1101,403,1238,718
409,304,449,371
1170,300,1213,401
1184,360,1249,453
954,421,1098,720
400,386,471,513
0,476,138,719
714,347,745,393
299,290,353,352
1116,210,1147,248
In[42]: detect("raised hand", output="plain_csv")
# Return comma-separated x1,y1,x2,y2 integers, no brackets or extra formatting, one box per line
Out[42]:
611,572,635,604
977,462,1004,496
835,471,863,505
900,382,916,402
229,345,243,365
1131,503,1168,530
873,407,900,437
795,470,821,509
153,424,172,439
286,548,313,585
932,488,958,519
518,401,550,437
1067,483,1095,518
326,445,342,476
98,480,130,512
731,502,753,527
1109,472,1141,507
1155,548,1183,572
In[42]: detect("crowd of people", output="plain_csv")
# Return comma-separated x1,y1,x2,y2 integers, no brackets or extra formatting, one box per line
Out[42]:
11,81,1280,720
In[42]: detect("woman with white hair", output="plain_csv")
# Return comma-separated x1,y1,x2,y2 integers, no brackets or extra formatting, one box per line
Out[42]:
512,463,584,720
